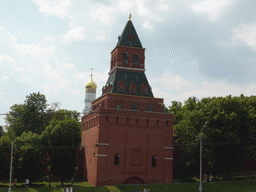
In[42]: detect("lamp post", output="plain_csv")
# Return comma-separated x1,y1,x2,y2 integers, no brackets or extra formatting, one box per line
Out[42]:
199,122,207,192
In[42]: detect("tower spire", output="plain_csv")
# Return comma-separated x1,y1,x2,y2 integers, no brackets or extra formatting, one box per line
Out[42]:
129,13,132,20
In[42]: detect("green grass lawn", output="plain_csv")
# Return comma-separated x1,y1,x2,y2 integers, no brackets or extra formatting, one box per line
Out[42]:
0,181,256,192
1,172,256,192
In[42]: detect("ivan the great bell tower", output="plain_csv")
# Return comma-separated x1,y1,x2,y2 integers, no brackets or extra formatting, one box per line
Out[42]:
81,17,174,186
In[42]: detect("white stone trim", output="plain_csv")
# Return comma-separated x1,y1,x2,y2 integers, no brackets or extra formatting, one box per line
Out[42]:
108,66,145,75
164,158,173,160
95,143,109,146
94,154,107,157
164,147,174,150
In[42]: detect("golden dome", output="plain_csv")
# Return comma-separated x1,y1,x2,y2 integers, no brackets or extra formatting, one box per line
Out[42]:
85,68,97,89
85,80,97,89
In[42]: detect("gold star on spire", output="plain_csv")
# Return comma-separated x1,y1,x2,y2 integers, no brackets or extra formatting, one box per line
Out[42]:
129,13,132,20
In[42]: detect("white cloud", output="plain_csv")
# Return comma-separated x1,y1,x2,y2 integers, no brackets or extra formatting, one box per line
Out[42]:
191,0,232,20
89,3,116,25
63,27,86,43
0,26,17,48
95,30,105,41
152,74,250,107
159,0,169,10
64,63,75,70
233,23,256,50
15,43,56,60
143,20,153,30
20,77,31,84
14,67,24,72
0,55,15,64
150,70,196,91
31,0,71,18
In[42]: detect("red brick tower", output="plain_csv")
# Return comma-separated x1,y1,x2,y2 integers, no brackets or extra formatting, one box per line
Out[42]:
81,18,174,186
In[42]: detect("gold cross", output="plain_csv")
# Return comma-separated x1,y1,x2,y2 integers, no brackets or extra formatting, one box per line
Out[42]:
129,13,132,20
90,68,94,80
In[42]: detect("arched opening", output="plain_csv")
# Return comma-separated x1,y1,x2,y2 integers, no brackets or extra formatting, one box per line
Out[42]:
122,53,128,64
131,105,138,110
124,177,145,185
152,156,157,168
133,54,139,65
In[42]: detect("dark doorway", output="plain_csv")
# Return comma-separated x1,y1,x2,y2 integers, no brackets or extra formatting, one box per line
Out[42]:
124,177,145,184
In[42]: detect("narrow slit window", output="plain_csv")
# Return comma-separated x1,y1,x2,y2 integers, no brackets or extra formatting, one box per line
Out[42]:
115,154,120,166
152,156,157,168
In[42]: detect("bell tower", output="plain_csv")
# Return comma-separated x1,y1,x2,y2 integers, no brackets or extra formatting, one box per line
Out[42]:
81,17,174,186
83,68,97,115
109,18,145,72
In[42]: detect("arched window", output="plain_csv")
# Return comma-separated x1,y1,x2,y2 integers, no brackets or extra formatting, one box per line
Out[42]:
152,156,157,168
131,105,138,110
133,54,139,65
115,154,120,166
116,103,122,109
146,106,152,111
122,53,128,64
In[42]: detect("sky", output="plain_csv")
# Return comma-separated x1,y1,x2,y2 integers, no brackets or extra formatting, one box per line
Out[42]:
1,0,256,126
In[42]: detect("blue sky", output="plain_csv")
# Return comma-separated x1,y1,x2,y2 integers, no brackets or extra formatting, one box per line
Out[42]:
1,0,256,126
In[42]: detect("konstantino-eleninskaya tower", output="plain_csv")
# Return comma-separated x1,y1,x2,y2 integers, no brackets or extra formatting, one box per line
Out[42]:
81,16,174,186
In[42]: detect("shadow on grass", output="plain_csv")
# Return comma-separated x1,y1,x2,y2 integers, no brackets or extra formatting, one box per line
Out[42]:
174,173,198,183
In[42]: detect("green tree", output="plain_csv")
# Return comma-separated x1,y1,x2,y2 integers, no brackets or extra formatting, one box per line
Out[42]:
168,101,183,126
0,126,3,138
41,118,81,186
173,95,256,178
0,134,11,180
13,132,44,182
203,95,256,178
5,92,48,136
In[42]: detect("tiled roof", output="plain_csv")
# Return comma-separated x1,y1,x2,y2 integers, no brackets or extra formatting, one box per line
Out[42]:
117,20,143,48
104,70,153,97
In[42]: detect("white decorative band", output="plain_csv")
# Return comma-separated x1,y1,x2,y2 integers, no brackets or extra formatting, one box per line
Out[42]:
108,66,146,74
164,158,173,160
95,143,109,146
164,147,174,150
94,154,107,157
